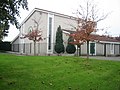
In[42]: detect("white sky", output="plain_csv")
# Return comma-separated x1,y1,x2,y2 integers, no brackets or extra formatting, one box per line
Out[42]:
3,0,120,41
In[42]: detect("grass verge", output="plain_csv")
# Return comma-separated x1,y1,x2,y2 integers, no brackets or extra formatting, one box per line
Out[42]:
0,53,120,90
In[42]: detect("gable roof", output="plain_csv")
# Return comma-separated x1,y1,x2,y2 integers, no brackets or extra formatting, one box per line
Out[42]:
11,34,19,44
20,8,77,27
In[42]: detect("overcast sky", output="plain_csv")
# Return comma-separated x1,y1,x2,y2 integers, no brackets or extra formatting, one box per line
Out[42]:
3,0,120,41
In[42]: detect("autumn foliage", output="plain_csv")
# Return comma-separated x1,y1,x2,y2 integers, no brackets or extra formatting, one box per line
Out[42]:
66,0,108,59
21,30,43,42
69,19,97,45
21,18,44,55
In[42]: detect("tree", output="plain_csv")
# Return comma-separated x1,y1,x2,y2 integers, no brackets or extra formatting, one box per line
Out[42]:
66,35,76,54
21,19,43,55
68,0,108,59
0,22,9,41
54,25,65,55
0,0,28,41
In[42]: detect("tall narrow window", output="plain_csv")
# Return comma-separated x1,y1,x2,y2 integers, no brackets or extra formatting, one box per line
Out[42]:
48,17,52,50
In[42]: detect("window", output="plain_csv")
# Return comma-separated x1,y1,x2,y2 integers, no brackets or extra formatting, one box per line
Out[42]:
48,17,52,50
90,43,96,55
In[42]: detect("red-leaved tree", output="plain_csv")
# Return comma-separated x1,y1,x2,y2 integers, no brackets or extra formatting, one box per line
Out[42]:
21,19,44,55
68,0,109,59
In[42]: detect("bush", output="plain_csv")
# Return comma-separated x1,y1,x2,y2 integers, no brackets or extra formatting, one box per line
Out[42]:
66,36,76,54
66,44,76,54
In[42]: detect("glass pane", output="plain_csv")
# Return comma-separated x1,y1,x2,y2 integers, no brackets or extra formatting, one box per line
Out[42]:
48,17,52,50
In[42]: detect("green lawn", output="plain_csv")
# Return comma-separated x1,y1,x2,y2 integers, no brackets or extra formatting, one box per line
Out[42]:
0,53,120,90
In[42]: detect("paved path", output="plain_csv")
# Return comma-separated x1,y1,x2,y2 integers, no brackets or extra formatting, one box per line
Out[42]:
81,56,120,61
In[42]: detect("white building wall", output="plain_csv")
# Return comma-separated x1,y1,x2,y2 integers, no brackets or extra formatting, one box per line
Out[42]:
106,44,111,56
54,15,77,54
81,43,87,55
54,16,77,44
19,10,48,55
96,43,104,55
114,44,119,55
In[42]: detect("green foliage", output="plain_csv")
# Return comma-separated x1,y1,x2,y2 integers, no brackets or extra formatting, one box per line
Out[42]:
54,43,65,54
0,0,28,40
0,54,120,90
66,36,76,54
0,42,11,51
0,22,9,41
54,25,65,54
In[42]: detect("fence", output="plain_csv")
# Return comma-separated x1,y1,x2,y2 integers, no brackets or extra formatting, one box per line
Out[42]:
12,43,68,55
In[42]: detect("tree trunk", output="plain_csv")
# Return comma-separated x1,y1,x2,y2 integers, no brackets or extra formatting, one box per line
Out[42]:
34,41,36,56
77,45,78,56
87,41,89,60
79,45,81,56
